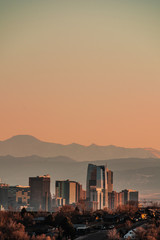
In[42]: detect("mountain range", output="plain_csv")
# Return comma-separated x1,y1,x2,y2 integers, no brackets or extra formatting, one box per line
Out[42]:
0,135,160,201
0,135,160,161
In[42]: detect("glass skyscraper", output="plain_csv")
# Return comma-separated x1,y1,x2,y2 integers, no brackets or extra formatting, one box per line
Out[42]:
86,164,109,210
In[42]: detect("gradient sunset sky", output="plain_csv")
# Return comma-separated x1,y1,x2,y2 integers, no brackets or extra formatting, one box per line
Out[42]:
1,0,160,148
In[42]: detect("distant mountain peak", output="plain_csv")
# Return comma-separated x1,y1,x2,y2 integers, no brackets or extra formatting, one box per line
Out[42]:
88,143,98,147
4,135,42,143
0,135,160,161
70,142,81,146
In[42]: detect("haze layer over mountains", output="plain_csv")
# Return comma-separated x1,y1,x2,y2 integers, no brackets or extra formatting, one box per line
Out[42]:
0,135,160,200
0,135,160,160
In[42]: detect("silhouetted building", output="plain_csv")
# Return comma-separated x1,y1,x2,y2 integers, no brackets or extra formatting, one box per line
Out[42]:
86,164,108,210
29,175,51,211
55,179,82,206
0,183,9,210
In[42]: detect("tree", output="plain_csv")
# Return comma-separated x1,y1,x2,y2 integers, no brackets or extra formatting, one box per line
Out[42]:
0,217,29,240
21,207,27,218
107,228,120,240
54,213,75,240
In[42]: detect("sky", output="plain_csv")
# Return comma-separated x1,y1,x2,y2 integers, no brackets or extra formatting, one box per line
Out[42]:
0,0,160,148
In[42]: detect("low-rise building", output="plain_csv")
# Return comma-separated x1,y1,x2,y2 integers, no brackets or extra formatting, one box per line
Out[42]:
8,185,30,210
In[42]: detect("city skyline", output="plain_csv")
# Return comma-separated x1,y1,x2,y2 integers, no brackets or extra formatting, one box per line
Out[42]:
0,164,139,211
1,0,160,149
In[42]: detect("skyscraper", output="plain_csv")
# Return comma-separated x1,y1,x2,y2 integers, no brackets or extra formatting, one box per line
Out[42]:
86,164,108,210
107,169,113,193
29,175,51,211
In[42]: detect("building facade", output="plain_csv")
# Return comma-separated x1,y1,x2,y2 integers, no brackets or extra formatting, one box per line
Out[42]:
122,189,139,205
0,183,9,210
108,191,118,209
29,175,51,211
8,185,30,210
107,169,113,193
86,164,109,210
55,179,82,206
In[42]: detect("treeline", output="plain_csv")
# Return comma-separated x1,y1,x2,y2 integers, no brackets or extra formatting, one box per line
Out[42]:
0,211,55,240
0,204,160,240
0,205,87,240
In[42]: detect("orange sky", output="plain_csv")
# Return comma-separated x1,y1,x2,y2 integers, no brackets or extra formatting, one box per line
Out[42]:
0,0,160,148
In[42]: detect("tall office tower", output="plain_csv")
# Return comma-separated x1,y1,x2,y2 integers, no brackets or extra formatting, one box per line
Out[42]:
29,175,51,211
107,169,113,193
55,179,82,206
122,189,139,205
86,164,108,210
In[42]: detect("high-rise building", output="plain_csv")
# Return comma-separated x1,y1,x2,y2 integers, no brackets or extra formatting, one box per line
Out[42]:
55,179,82,206
122,189,139,205
108,191,118,209
108,191,125,209
29,175,51,211
108,189,139,209
107,169,113,193
86,164,108,210
129,190,139,203
118,191,124,206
